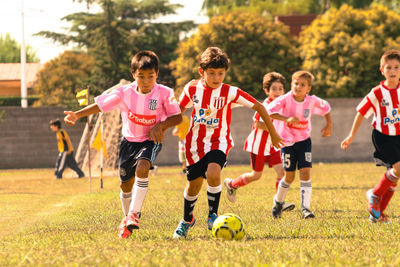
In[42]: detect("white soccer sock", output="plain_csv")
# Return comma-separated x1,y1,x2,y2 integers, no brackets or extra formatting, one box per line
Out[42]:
129,177,149,214
120,190,132,216
300,179,312,210
275,178,290,203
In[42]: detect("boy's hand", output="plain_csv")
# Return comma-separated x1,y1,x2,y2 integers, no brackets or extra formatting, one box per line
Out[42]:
270,132,285,149
340,135,353,150
148,123,166,143
286,117,299,126
64,111,78,126
321,123,332,137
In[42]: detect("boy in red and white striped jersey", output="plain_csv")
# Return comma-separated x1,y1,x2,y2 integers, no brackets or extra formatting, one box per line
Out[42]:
341,49,400,223
173,47,284,238
223,72,294,212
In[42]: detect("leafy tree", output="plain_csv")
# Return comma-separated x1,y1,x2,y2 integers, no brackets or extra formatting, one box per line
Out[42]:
299,4,400,98
172,12,301,98
34,51,95,108
37,0,195,94
0,33,39,63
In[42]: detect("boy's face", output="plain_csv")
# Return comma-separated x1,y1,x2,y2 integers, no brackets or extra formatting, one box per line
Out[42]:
265,81,284,100
381,59,400,84
50,125,58,132
198,67,226,89
132,68,158,94
291,77,311,101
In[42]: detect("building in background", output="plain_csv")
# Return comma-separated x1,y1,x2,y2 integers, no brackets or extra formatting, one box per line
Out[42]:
0,63,43,96
275,14,317,36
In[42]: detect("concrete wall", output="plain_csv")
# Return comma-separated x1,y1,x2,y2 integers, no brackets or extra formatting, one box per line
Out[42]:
0,98,375,169
0,107,85,169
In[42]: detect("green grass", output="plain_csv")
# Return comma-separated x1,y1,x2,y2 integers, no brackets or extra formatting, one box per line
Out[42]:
1,163,400,266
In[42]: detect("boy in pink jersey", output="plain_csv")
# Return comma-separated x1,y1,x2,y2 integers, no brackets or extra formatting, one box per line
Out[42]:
341,49,400,223
223,72,294,212
173,47,284,239
64,50,182,238
269,70,332,219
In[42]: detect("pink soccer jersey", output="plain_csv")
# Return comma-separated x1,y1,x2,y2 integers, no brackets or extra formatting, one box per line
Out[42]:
179,79,256,165
95,82,181,142
267,91,331,145
244,97,277,156
357,81,400,136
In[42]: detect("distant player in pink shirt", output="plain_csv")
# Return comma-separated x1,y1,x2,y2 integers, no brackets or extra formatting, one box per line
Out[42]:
64,50,182,238
341,49,400,223
172,47,284,239
268,70,332,219
223,72,294,212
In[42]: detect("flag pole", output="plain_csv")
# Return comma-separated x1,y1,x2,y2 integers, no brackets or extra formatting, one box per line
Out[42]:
87,86,92,193
100,116,104,189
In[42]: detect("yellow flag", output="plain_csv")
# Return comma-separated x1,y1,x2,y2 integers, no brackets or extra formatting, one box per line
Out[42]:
91,127,108,159
76,89,88,106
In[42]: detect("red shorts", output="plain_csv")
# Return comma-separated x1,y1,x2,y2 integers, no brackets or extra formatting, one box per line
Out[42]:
250,151,282,172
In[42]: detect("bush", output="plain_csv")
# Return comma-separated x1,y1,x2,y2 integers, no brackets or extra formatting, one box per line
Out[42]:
0,96,39,106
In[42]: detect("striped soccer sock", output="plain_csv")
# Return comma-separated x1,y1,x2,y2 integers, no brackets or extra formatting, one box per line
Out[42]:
129,177,149,214
183,191,198,222
275,178,290,203
207,184,222,215
300,179,312,210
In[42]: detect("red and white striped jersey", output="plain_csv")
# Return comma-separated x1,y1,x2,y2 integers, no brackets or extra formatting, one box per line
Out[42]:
357,81,400,136
179,79,256,165
244,97,277,156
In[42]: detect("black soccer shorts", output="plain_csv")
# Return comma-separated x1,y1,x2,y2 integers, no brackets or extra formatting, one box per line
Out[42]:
281,137,312,171
186,150,227,181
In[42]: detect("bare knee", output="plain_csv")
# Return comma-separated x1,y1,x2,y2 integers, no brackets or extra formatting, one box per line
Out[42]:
135,159,151,178
187,178,203,196
120,179,134,192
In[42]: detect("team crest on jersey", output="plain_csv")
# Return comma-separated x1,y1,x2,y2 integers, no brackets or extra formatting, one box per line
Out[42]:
304,109,310,118
148,99,158,110
193,95,199,104
213,97,225,109
381,99,390,107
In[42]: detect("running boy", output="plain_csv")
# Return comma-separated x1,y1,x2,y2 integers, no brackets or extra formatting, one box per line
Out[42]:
64,50,182,238
173,47,283,238
172,114,190,175
224,72,295,212
341,49,400,223
269,70,332,219
49,119,85,179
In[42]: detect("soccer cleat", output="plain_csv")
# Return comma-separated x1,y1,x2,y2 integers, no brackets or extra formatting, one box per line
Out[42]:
302,208,315,219
173,215,196,239
369,213,391,224
207,213,218,230
366,189,381,219
272,199,283,218
118,216,132,239
282,202,295,212
126,212,141,232
224,178,237,203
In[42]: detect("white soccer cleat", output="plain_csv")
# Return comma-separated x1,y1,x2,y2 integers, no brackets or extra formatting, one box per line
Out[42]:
224,178,237,203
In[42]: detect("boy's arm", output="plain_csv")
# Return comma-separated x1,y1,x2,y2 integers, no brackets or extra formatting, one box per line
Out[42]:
148,114,183,143
64,103,101,126
252,101,284,148
64,132,74,154
321,112,333,137
270,114,299,125
341,112,364,150
255,121,269,131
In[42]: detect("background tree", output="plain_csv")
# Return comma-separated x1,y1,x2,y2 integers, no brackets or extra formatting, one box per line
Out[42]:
34,51,95,109
0,33,39,63
37,0,195,95
172,12,300,98
299,4,400,98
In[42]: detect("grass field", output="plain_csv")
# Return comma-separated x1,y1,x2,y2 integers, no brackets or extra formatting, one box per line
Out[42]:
1,163,400,266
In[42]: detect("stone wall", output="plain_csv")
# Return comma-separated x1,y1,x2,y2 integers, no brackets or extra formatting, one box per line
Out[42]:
0,98,375,169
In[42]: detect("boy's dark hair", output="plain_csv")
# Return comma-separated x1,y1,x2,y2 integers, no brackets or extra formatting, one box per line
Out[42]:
292,70,314,86
263,72,286,91
131,50,159,73
380,49,400,68
199,47,230,70
49,119,61,129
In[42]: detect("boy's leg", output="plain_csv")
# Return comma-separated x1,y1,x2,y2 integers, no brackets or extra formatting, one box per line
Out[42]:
299,168,313,216
66,152,85,177
55,152,68,179
206,162,222,229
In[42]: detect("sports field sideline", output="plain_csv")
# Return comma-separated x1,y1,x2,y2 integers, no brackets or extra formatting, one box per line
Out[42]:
1,163,400,266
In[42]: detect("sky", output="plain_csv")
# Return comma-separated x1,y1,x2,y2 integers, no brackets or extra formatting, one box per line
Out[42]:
0,0,208,63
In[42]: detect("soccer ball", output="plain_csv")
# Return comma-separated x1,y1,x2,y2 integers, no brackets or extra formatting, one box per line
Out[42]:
211,213,245,241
